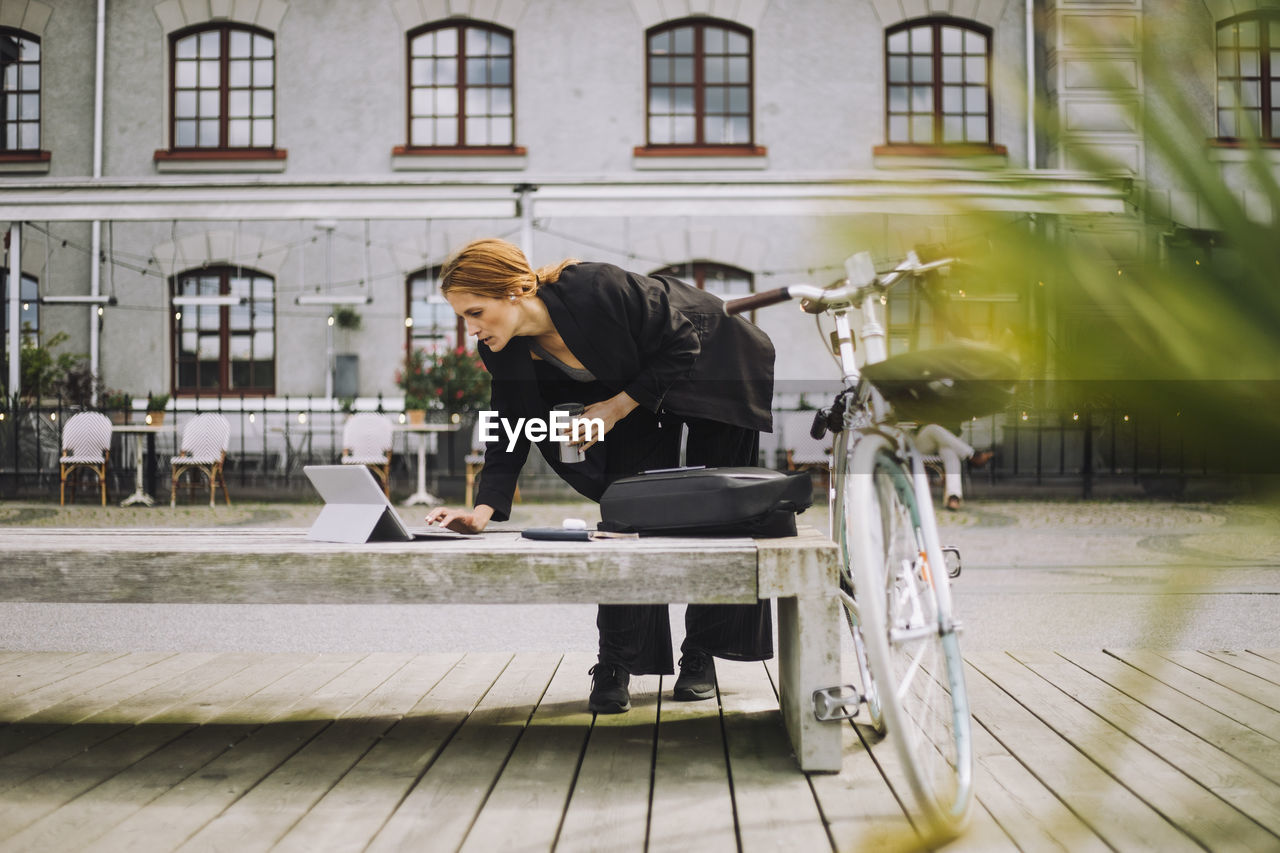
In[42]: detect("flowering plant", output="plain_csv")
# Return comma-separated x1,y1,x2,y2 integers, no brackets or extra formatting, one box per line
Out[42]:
396,346,490,414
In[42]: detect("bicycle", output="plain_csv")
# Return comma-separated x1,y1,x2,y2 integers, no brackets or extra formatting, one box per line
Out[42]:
725,249,1016,836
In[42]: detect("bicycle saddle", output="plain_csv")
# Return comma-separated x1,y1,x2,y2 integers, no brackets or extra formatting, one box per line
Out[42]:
861,339,1019,423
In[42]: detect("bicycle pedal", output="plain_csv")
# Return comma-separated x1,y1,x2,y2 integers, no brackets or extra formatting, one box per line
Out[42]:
942,545,962,579
812,685,863,722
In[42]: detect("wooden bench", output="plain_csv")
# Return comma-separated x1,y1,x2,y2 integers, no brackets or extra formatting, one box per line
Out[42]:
0,525,844,772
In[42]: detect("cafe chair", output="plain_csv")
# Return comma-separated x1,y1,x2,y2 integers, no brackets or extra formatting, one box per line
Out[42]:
464,419,518,506
170,413,231,507
59,411,113,506
341,413,393,496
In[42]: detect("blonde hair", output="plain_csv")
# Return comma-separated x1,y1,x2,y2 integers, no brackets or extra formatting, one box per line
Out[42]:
441,238,577,300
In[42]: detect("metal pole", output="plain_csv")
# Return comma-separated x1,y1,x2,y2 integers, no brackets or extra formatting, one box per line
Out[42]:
515,183,536,260
322,222,335,400
89,0,106,402
7,223,20,399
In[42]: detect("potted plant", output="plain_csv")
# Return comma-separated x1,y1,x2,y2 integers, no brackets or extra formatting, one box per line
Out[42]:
332,306,363,331
101,389,134,424
396,348,433,424
145,391,170,426
395,346,490,423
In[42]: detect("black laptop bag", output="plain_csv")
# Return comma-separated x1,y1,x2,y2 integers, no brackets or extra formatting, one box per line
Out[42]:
598,466,814,537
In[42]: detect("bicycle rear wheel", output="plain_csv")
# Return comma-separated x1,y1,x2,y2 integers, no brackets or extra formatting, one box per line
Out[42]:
846,433,973,834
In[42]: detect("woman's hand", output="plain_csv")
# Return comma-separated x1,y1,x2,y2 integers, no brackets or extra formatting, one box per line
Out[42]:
425,503,494,534
577,392,639,452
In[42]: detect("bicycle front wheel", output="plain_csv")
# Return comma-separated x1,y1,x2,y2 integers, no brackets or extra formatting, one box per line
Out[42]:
846,433,973,835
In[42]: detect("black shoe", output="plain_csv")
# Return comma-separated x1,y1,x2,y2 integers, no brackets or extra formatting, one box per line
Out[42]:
588,662,631,714
673,648,717,701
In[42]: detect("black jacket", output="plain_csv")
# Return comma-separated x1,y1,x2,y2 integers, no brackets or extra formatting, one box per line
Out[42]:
474,262,775,518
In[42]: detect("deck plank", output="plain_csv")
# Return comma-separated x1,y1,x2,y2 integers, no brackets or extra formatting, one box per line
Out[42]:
366,653,559,852
0,651,129,702
78,653,376,853
555,674,661,853
0,651,294,788
647,672,739,853
173,652,422,852
269,653,477,853
458,653,595,852
0,652,180,723
967,681,1109,853
20,652,222,725
964,653,1199,851
1062,650,1280,785
1250,649,1280,667
1156,651,1280,713
717,659,831,851
0,646,1275,851
1108,649,1280,742
1009,650,1280,847
1202,649,1280,688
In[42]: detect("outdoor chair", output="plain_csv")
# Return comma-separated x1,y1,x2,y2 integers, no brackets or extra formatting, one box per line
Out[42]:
170,413,231,507
59,411,113,506
465,420,518,506
341,413,393,496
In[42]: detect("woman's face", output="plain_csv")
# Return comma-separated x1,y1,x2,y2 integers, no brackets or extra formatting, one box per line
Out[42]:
446,291,521,351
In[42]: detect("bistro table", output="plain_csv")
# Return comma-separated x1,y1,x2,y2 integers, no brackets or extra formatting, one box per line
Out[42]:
111,423,161,507
392,421,461,507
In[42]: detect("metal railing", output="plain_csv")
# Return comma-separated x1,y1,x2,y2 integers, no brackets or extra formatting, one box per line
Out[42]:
1,393,1256,502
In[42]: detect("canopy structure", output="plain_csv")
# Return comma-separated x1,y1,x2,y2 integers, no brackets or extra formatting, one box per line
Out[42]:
0,172,1129,222
3,171,1130,399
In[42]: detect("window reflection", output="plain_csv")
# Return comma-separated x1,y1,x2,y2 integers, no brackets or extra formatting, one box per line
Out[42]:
172,266,275,394
407,22,515,148
172,25,275,150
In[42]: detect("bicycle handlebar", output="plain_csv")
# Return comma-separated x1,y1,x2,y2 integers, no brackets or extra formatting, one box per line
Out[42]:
723,287,793,315
722,255,955,317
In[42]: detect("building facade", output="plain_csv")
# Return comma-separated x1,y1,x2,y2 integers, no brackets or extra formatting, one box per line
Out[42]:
0,0,1271,414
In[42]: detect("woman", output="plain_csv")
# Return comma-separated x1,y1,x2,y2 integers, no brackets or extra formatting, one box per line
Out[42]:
427,238,775,714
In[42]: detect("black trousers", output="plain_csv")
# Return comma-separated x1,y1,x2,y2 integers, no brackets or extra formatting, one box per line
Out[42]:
596,417,774,675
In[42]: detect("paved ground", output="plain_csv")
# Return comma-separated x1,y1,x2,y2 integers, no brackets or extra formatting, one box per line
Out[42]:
2,497,1277,654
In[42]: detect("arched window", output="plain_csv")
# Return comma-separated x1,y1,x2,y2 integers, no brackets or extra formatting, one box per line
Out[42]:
1217,12,1280,141
885,19,991,146
645,19,754,147
1,28,40,151
171,266,275,394
407,21,515,149
170,25,275,150
1,270,38,345
406,266,465,354
652,260,753,298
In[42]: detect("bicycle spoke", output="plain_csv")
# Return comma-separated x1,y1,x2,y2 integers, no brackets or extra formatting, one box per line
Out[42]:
848,438,972,834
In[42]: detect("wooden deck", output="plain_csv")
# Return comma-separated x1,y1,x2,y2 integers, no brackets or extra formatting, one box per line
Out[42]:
1,648,1278,852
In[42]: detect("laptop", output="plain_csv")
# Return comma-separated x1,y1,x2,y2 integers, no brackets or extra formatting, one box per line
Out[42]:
303,465,478,543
